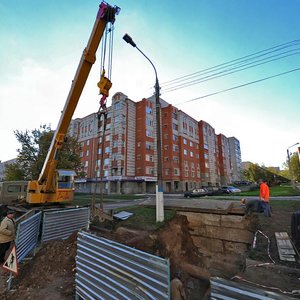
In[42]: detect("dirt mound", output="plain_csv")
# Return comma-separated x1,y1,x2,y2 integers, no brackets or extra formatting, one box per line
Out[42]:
5,232,77,300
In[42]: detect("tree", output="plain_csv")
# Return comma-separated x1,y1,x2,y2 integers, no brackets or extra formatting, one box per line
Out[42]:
5,125,84,181
288,152,300,182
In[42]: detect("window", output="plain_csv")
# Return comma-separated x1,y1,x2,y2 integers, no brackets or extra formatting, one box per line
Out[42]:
98,148,102,155
173,134,178,141
146,142,153,150
114,101,121,110
84,161,88,167
146,130,152,137
204,143,209,150
190,141,193,147
190,151,194,157
183,138,187,145
104,158,110,165
80,151,83,158
184,149,187,155
105,147,110,154
86,150,89,156
173,145,179,152
172,123,178,130
174,168,180,175
146,118,153,126
164,157,169,161
204,153,208,159
98,137,102,143
87,140,90,146
7,185,21,193
146,167,154,175
105,135,110,141
146,154,153,161
146,106,152,114
165,169,169,175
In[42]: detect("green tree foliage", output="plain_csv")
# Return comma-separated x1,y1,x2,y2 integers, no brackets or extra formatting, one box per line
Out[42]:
5,125,84,181
243,163,288,185
288,152,300,182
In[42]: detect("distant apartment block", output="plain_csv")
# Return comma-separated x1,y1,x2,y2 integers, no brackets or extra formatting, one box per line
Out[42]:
228,137,242,182
0,158,17,181
69,92,242,194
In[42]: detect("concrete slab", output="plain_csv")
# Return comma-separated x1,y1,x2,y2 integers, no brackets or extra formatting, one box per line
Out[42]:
140,198,244,215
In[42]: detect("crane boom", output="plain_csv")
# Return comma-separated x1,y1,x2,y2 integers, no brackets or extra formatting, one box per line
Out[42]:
26,2,120,204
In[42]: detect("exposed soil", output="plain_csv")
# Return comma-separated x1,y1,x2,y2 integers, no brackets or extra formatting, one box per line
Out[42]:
0,208,299,300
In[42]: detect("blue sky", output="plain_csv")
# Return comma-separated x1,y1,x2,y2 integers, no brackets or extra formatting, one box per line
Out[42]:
0,0,299,167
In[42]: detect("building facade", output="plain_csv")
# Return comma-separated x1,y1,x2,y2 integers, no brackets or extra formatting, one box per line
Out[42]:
228,137,242,182
69,92,242,194
0,158,17,181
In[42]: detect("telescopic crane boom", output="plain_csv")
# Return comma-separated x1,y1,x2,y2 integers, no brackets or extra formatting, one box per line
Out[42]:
26,2,120,204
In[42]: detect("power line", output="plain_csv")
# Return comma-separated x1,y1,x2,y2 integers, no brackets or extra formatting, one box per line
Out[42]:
160,39,300,93
161,39,300,87
175,67,300,105
161,49,300,94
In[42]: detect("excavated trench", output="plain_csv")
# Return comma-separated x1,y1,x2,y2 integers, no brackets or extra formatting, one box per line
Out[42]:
138,198,256,298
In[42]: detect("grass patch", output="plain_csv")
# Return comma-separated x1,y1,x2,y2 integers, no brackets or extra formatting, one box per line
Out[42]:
113,206,176,231
268,200,300,212
239,185,300,197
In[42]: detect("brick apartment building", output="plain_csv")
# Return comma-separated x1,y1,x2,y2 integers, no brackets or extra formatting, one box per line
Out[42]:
69,92,242,194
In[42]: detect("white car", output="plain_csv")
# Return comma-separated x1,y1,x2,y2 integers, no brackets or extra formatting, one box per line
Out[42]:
221,186,241,194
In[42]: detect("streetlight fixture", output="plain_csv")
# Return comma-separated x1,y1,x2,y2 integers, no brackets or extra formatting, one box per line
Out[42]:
287,142,299,188
123,33,164,222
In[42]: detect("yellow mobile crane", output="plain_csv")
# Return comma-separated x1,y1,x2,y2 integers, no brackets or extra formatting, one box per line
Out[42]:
26,2,120,204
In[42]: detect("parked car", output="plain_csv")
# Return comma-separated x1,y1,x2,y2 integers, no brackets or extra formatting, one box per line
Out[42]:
221,186,241,194
184,188,209,198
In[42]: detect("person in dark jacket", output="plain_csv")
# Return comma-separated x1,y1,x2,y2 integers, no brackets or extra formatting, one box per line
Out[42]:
0,210,16,264
241,198,263,214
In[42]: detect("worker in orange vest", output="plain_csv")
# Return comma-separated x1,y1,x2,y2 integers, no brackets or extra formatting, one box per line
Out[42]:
259,179,271,217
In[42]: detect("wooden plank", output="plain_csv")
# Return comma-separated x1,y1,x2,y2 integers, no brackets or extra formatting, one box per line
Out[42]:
275,232,296,262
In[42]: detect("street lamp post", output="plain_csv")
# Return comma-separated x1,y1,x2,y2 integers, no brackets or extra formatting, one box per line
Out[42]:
123,33,164,222
287,142,299,188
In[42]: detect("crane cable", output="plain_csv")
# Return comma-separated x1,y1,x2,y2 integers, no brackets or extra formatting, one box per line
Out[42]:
92,17,114,220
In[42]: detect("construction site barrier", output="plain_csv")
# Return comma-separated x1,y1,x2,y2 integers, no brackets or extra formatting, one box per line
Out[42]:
75,231,170,300
16,211,42,263
41,207,90,243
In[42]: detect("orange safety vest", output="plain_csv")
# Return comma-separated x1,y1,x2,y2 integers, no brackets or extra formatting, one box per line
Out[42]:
260,182,270,202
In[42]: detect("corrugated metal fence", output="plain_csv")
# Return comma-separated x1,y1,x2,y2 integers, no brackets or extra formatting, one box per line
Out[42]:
41,207,90,243
16,211,42,263
75,231,170,300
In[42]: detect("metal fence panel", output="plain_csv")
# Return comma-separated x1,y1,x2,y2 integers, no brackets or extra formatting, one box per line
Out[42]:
76,231,170,300
211,277,296,300
16,211,42,263
42,207,90,243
